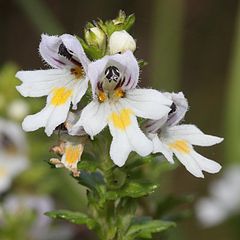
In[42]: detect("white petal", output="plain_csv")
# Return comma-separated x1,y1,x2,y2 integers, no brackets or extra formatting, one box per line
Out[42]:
192,151,222,174
22,92,72,136
61,34,90,72
16,69,73,97
0,154,28,193
173,150,204,178
88,51,139,96
0,119,27,153
71,77,89,109
87,57,108,96
144,116,168,134
0,173,11,193
164,91,188,126
108,103,153,167
167,124,224,146
151,134,174,163
123,88,172,120
195,198,228,227
39,34,74,69
72,100,109,138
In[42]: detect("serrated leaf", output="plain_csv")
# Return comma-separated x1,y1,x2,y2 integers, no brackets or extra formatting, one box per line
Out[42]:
126,217,175,239
45,210,97,229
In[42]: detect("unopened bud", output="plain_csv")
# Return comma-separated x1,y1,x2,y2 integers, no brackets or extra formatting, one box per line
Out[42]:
85,27,106,49
109,30,136,55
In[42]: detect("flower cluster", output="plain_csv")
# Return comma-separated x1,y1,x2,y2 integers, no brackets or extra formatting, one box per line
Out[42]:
16,12,223,178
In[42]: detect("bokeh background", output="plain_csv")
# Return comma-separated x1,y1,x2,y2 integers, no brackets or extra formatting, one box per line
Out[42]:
1,0,240,239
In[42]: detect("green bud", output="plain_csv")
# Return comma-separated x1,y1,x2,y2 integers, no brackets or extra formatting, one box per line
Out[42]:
85,27,106,49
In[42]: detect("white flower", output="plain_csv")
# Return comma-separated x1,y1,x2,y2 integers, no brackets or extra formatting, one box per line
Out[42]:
0,118,29,193
145,92,223,178
109,30,136,55
71,51,172,167
16,34,90,136
196,166,240,227
7,99,29,121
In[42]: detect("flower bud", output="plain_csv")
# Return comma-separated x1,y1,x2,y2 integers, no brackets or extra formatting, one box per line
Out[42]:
109,30,136,55
85,27,106,49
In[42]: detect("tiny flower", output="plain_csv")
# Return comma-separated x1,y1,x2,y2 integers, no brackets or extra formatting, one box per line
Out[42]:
85,26,106,49
7,99,29,121
50,140,85,177
0,118,29,193
109,30,136,55
71,51,172,167
145,92,223,178
196,166,240,227
16,34,90,136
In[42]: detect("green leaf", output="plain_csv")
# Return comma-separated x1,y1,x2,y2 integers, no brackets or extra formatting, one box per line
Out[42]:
107,181,158,200
78,153,99,172
45,210,97,229
77,171,105,193
98,11,136,37
126,217,175,239
123,156,153,170
123,14,136,31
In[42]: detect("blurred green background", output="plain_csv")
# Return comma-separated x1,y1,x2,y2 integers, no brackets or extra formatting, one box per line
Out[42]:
1,0,240,239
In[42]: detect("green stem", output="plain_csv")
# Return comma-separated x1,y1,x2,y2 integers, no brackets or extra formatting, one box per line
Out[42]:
150,0,184,91
225,3,240,165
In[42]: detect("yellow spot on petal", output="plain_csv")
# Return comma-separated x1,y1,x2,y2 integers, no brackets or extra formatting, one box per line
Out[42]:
169,140,190,154
51,87,72,106
65,144,82,166
71,66,84,79
98,91,107,103
109,108,133,130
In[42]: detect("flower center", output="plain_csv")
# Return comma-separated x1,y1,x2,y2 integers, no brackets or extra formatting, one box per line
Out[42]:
168,140,190,154
97,66,126,103
58,43,84,78
71,66,84,79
